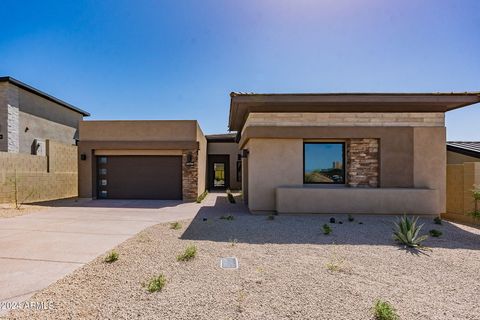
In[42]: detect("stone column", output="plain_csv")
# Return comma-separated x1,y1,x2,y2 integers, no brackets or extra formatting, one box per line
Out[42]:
182,150,198,201
346,138,379,187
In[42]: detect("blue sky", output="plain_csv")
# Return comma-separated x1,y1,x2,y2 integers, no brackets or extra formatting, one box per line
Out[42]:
0,0,479,138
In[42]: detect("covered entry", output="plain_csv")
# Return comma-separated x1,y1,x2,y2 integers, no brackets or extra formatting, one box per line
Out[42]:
96,155,182,200
208,155,230,190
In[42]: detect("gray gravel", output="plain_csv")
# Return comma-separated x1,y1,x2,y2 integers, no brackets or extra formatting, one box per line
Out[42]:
4,206,480,320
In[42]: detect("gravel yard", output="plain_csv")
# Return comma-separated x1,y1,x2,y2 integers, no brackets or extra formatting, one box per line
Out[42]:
4,198,480,320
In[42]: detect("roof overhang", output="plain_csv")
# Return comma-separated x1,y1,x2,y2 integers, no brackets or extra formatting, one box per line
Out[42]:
228,92,480,131
0,76,90,116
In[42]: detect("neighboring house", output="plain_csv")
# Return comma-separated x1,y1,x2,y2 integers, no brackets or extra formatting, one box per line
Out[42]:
0,77,89,204
0,76,90,154
447,141,480,164
445,141,480,224
229,92,480,214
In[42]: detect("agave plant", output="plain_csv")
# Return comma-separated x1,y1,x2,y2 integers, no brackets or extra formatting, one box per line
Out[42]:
393,215,428,247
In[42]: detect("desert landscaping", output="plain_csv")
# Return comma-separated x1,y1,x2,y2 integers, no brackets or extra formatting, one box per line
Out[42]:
4,196,480,320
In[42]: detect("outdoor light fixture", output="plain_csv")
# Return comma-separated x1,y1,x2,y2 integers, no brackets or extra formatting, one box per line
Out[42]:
80,154,87,161
241,149,249,158
186,152,194,165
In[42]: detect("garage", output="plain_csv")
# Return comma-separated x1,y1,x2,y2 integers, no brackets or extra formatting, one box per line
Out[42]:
96,155,182,200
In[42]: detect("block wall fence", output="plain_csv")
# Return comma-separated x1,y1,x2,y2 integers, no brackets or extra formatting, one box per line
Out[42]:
0,140,78,204
445,162,480,225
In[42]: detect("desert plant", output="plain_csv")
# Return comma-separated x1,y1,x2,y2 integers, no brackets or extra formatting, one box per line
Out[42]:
348,214,354,222
468,185,480,219
196,191,208,203
146,274,166,293
373,300,399,320
170,222,182,230
429,229,443,237
177,245,197,261
104,250,119,263
433,216,442,225
5,170,35,210
329,217,336,223
220,215,235,221
227,190,236,203
323,224,332,235
393,215,428,247
229,238,238,247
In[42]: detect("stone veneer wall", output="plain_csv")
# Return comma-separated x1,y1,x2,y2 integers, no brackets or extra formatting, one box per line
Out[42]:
182,150,198,201
346,138,379,187
0,82,20,153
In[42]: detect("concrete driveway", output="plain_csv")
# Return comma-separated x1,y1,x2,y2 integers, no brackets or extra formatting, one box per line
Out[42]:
0,198,205,308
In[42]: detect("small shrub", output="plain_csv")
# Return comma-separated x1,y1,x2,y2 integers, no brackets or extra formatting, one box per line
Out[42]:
267,215,275,220
146,274,166,293
329,217,336,223
323,224,332,235
220,215,235,221
429,229,443,237
433,216,442,225
229,238,238,247
469,185,480,219
104,250,119,263
326,262,341,272
196,190,208,203
177,245,197,262
348,214,354,222
393,215,428,247
373,300,399,320
170,222,182,230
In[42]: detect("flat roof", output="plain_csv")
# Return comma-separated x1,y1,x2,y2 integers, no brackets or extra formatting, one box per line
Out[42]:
447,141,480,159
229,92,480,131
205,133,237,142
0,76,90,116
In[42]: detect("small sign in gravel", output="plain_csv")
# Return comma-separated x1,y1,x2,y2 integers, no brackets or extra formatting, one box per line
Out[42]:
220,257,238,269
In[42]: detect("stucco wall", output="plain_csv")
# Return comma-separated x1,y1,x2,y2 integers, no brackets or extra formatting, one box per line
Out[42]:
196,124,207,196
243,123,446,213
207,141,241,190
78,120,206,200
79,120,198,141
0,83,82,154
247,139,303,211
0,140,78,204
447,151,480,164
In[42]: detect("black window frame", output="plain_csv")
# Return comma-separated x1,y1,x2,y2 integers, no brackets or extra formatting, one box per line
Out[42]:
303,142,346,185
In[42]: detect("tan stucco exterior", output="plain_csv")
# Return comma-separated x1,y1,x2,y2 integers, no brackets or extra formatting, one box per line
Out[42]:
239,111,448,214
78,120,206,200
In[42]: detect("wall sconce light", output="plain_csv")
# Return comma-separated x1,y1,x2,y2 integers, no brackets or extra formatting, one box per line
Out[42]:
186,152,194,165
25,127,29,132
80,154,87,161
241,149,249,158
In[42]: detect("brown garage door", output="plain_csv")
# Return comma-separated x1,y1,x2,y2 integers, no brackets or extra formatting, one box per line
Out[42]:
97,155,182,200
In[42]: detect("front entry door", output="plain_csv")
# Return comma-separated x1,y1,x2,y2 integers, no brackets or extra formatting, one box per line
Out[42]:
208,155,230,190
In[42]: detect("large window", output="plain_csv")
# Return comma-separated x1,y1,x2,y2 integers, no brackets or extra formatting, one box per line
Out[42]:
303,142,345,184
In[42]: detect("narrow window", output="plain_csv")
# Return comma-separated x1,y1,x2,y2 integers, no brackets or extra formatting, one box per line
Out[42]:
304,142,345,184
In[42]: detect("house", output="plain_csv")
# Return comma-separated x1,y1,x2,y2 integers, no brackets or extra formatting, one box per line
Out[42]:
77,91,480,216
447,141,480,164
0,77,90,154
229,92,480,215
0,77,90,204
